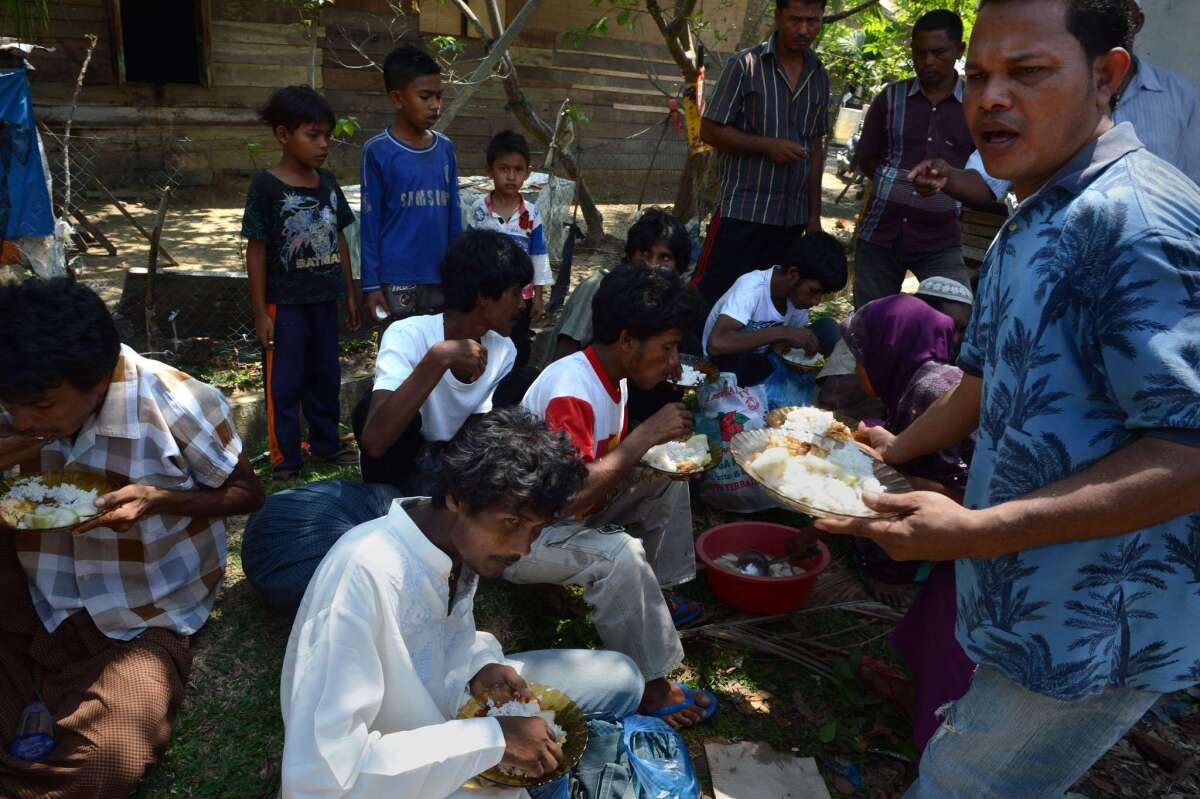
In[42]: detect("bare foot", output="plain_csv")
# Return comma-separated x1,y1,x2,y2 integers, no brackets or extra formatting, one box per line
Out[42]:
638,678,713,729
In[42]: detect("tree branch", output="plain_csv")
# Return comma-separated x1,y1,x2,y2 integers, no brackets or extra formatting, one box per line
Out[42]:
645,0,699,79
823,0,882,24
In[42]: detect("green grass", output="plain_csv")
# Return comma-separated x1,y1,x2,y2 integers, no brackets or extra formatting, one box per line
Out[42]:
135,461,916,797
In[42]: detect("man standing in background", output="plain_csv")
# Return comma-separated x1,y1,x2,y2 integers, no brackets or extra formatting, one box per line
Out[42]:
1114,0,1199,183
853,10,974,308
694,0,830,306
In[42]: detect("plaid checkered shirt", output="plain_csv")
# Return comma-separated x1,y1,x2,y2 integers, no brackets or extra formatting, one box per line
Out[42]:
1,345,242,640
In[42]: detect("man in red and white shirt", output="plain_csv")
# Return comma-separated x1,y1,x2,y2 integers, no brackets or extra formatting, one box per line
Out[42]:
514,263,717,728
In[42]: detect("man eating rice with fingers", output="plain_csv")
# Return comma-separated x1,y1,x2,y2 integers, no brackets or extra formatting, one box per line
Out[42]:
279,407,644,798
0,278,265,799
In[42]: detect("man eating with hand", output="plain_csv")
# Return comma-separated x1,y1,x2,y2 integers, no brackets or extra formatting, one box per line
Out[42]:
0,278,264,799
279,407,644,798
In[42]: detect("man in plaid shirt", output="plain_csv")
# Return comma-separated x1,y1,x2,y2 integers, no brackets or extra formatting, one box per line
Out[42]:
0,278,264,799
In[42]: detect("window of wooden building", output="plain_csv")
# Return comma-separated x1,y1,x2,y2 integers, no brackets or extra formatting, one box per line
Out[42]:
108,0,213,85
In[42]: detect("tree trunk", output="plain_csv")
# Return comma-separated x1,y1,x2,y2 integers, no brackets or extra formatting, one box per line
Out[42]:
461,0,605,246
736,0,772,50
144,189,171,352
672,148,714,223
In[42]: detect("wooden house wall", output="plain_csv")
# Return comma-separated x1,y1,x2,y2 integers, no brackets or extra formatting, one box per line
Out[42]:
15,0,749,200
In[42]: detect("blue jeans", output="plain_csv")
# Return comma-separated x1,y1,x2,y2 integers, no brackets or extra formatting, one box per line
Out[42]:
906,665,1157,798
509,649,645,721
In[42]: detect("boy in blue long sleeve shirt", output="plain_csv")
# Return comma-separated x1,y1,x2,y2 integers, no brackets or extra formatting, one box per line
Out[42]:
360,45,461,324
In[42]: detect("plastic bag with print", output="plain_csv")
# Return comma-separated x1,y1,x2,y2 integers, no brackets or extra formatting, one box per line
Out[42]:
693,372,774,513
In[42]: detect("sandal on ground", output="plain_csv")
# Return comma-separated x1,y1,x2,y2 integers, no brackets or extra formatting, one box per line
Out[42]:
857,655,913,720
309,444,359,466
645,682,718,725
271,465,302,482
665,592,703,628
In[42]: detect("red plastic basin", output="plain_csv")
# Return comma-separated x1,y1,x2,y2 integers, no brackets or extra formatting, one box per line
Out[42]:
696,521,831,615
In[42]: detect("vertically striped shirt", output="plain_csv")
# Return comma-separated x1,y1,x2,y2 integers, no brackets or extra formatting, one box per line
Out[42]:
1115,57,1200,185
704,35,830,227
856,77,973,252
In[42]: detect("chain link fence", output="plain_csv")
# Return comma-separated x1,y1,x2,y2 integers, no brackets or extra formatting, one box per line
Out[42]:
34,127,379,383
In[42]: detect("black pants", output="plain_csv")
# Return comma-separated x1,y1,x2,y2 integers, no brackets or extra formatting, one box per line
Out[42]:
693,212,804,307
351,365,539,489
263,301,342,470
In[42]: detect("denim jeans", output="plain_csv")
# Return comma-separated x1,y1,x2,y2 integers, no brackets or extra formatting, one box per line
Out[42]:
906,665,1158,798
511,649,645,722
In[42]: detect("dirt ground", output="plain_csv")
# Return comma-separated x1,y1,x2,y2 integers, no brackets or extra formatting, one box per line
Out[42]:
66,170,864,310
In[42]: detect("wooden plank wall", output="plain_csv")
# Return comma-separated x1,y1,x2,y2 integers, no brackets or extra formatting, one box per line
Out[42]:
17,0,745,200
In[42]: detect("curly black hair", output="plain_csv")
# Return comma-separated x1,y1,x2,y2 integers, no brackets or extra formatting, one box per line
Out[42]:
383,44,441,92
258,85,335,133
591,262,705,344
624,207,692,273
432,407,587,519
0,278,121,404
440,229,534,312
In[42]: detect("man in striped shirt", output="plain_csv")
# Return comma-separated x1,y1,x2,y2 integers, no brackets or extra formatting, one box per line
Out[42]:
694,0,830,307
1114,0,1199,184
853,10,975,308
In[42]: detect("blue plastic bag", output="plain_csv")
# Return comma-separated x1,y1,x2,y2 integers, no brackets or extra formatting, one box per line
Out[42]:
529,775,570,799
622,715,700,799
761,352,817,410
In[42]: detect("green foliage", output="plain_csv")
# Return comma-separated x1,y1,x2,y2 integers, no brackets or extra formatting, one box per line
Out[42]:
563,101,591,127
429,34,465,57
332,115,360,140
819,0,978,95
562,14,616,49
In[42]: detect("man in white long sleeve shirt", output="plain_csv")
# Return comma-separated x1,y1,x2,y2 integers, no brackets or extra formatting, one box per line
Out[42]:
279,408,644,798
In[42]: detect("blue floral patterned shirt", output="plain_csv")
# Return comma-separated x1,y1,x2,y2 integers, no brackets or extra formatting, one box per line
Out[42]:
956,123,1200,700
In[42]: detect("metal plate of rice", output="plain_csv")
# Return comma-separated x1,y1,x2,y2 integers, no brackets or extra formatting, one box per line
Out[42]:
456,683,589,789
771,343,827,373
640,434,724,481
0,470,121,534
730,429,912,519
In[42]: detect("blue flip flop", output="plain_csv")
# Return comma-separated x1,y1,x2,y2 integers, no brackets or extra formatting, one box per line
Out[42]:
666,593,703,628
646,682,719,724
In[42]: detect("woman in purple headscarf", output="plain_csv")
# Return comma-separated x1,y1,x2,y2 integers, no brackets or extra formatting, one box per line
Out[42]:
841,293,975,753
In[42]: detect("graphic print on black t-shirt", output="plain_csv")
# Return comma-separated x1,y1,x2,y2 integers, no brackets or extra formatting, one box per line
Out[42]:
241,169,356,305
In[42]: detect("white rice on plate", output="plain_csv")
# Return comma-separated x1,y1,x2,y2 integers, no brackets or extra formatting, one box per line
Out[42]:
643,434,712,473
779,348,825,367
1,476,101,529
485,697,567,777
675,363,706,387
747,444,884,516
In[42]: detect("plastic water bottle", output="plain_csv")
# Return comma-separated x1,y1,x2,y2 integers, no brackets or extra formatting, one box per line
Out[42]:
6,701,54,761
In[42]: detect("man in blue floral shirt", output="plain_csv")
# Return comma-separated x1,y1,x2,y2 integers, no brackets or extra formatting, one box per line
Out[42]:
820,1,1200,796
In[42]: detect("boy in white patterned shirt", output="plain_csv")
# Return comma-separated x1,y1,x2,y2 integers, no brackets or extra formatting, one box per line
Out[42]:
0,279,264,799
467,130,552,366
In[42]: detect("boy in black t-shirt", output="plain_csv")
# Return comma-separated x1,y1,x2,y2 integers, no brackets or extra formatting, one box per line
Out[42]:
242,86,361,480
